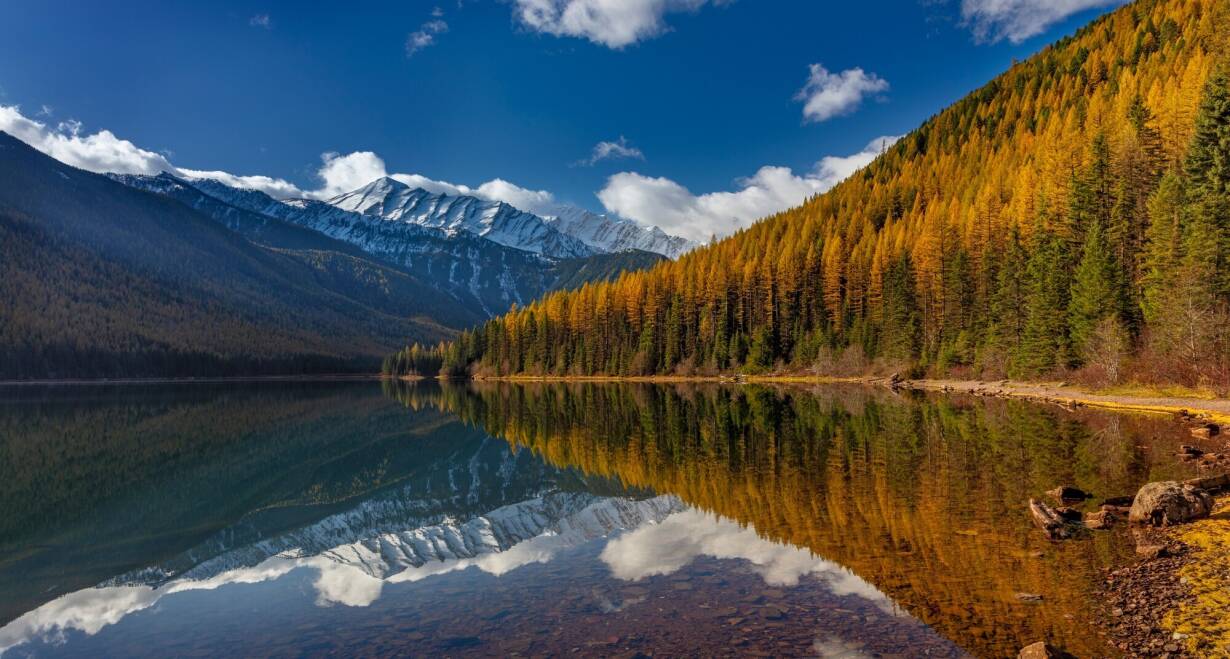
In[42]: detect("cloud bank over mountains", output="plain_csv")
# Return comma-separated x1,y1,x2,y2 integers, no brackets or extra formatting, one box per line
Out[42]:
598,136,900,242
0,103,897,242
959,0,1128,43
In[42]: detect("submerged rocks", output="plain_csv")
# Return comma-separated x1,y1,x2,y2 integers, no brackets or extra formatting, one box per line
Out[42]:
1085,509,1118,530
1128,481,1213,527
1190,423,1220,439
1184,473,1230,493
1135,542,1171,560
1017,641,1075,658
1179,444,1206,459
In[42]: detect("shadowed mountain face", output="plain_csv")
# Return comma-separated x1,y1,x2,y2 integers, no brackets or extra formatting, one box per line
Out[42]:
0,134,462,379
0,136,673,380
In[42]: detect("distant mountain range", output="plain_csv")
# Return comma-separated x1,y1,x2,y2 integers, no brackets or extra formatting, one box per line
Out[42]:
0,132,678,379
545,205,694,259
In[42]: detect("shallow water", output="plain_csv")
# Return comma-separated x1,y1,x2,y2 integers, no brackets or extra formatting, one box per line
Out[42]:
0,381,1211,657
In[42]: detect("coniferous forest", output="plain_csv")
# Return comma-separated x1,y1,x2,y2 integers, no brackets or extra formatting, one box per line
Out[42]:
389,0,1230,389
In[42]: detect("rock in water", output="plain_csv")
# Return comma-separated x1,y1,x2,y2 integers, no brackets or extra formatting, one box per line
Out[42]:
1046,485,1091,503
1018,641,1076,658
1184,473,1230,493
1127,481,1213,527
1190,423,1220,439
1084,509,1116,530
1100,494,1135,508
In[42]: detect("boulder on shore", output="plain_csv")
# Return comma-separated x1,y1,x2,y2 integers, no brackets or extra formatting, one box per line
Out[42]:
1127,481,1213,527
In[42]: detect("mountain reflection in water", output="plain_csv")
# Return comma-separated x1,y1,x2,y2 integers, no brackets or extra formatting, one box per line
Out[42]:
0,381,1205,657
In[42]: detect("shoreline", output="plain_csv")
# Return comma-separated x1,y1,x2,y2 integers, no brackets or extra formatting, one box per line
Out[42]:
8,371,1229,424
0,374,383,387
468,374,1230,424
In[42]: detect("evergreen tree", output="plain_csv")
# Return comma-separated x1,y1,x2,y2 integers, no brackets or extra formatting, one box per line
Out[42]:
1183,66,1230,298
990,226,1028,353
1015,231,1072,376
1068,218,1126,362
1140,172,1186,325
880,254,920,362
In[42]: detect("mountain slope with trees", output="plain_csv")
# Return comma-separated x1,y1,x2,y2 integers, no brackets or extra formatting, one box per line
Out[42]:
0,134,457,379
415,0,1230,388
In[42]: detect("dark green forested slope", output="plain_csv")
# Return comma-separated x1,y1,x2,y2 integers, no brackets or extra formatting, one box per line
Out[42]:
0,133,456,379
548,249,666,292
403,0,1230,388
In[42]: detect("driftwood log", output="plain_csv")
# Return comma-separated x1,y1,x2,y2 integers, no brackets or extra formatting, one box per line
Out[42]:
1029,498,1080,540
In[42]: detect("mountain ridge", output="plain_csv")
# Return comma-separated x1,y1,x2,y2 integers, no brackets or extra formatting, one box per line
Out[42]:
0,132,459,379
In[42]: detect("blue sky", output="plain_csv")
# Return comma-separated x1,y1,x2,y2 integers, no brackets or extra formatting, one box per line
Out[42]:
0,0,1126,241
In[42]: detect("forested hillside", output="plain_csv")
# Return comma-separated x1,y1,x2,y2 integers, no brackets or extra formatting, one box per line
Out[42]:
0,134,455,379
410,0,1230,387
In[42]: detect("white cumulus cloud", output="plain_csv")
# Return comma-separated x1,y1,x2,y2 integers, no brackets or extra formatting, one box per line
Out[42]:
0,102,563,211
575,136,645,167
406,19,448,56
795,63,889,124
597,135,901,243
476,178,558,215
960,0,1127,44
0,104,306,198
310,149,559,213
511,0,723,49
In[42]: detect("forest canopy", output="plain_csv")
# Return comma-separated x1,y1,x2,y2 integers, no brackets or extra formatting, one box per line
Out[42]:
391,0,1230,389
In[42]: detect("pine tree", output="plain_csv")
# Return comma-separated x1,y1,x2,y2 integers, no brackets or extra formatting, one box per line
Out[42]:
991,226,1028,354
1183,66,1230,298
879,254,920,362
1068,218,1126,362
1140,172,1186,325
1015,231,1072,376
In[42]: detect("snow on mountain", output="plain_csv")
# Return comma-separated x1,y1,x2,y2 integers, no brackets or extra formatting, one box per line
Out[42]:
328,177,596,260
183,177,554,316
545,205,696,259
108,173,679,315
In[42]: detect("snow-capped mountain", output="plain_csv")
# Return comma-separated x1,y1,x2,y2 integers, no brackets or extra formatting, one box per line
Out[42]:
108,173,678,317
546,206,696,259
328,177,596,260
180,176,556,316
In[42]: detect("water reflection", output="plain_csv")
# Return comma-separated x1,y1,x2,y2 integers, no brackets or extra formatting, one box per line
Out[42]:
401,380,1204,656
0,381,1205,657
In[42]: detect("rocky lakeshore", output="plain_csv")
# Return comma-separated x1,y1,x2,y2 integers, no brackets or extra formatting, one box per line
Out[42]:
1019,415,1230,657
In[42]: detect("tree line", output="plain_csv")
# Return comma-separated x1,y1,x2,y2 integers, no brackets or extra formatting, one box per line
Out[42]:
386,0,1230,388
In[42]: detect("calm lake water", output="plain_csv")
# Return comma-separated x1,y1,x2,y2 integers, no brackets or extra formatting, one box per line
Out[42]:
0,381,1210,657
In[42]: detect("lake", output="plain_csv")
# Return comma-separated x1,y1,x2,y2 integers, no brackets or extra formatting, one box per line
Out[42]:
0,380,1206,657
